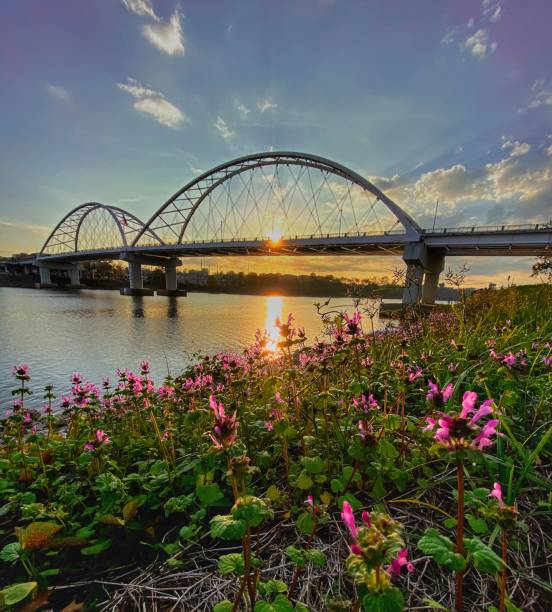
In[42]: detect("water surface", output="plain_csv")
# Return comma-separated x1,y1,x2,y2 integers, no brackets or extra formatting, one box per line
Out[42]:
0,287,390,409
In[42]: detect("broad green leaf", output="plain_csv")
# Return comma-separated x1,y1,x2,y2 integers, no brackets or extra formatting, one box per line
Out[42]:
362,587,404,612
305,549,326,567
330,478,345,494
466,513,488,535
296,512,316,536
232,496,272,527
418,528,467,572
210,514,246,540
254,594,294,612
196,483,224,506
213,600,233,612
465,538,504,573
285,545,306,566
0,542,23,563
217,552,244,575
1,582,37,607
378,439,399,461
257,579,288,597
295,471,314,490
301,456,325,474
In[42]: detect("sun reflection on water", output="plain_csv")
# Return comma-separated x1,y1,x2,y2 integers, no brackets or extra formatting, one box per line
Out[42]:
265,296,283,352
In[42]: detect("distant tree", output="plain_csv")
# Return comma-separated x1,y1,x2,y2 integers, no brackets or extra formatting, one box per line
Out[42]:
532,256,552,282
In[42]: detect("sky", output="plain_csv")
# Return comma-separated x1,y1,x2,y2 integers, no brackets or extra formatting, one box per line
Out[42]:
0,0,551,286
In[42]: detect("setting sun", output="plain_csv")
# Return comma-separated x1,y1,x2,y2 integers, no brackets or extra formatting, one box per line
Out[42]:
268,229,283,245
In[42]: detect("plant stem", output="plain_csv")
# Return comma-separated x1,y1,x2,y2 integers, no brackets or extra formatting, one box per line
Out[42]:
455,458,465,612
499,529,508,612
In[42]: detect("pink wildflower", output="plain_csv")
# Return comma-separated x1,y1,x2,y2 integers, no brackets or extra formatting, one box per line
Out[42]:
387,549,414,577
489,482,504,508
340,501,358,539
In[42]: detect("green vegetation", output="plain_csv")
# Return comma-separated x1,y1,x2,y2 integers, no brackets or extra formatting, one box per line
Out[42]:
0,285,550,610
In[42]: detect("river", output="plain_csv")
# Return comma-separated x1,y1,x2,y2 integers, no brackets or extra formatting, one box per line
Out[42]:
0,287,393,409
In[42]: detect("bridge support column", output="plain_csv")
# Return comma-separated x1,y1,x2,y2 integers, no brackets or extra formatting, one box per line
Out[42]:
67,265,84,288
128,261,143,290
37,265,55,288
120,261,154,296
402,243,445,305
157,259,187,297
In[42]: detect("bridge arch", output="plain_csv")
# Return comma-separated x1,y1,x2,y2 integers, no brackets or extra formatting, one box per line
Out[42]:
133,151,421,247
39,202,163,257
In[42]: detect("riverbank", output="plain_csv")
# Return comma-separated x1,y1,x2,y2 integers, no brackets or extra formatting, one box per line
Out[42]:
0,285,550,611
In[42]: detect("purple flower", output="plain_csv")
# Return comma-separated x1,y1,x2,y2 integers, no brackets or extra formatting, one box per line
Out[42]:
489,482,504,508
340,501,358,539
387,549,414,577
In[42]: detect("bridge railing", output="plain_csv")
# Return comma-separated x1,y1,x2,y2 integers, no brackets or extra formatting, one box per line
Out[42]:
424,223,549,235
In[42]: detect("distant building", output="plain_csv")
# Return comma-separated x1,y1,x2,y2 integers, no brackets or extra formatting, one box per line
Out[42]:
488,282,497,290
178,268,210,286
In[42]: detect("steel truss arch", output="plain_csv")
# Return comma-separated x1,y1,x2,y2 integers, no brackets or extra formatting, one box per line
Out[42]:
133,151,422,246
39,202,163,257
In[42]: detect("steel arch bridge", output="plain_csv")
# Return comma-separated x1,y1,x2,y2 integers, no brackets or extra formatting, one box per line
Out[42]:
35,151,552,303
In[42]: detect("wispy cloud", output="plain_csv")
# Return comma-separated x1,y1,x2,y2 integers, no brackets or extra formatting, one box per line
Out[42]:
121,0,159,21
116,78,186,128
441,27,456,46
501,140,531,158
213,116,235,141
257,98,278,113
235,101,250,118
462,29,497,58
143,9,185,56
45,84,72,103
482,0,502,23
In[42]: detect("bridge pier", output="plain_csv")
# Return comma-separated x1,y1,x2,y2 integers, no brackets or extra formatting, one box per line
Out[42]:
120,253,186,296
157,259,187,297
36,263,83,289
402,243,445,305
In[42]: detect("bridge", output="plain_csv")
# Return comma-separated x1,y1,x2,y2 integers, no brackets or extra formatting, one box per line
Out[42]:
33,151,551,304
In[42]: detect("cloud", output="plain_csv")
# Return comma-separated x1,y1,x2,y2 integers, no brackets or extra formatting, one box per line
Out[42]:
368,140,552,227
121,0,159,21
528,90,552,110
143,9,185,56
441,28,456,45
482,0,502,23
257,98,278,113
532,78,545,92
467,18,475,29
213,116,235,141
45,84,72,102
501,140,531,158
117,78,186,128
235,101,250,118
463,29,497,58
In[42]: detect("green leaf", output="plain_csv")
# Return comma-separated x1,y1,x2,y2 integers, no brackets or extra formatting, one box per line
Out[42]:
0,542,23,563
1,582,38,606
213,600,234,612
296,512,316,536
285,545,306,566
330,478,345,493
466,513,488,535
305,549,326,567
232,496,272,527
418,528,467,572
378,439,399,461
81,538,112,556
254,594,294,612
465,538,504,573
210,514,246,540
301,456,325,474
421,598,448,610
295,471,314,490
217,553,244,575
257,579,288,597
196,483,224,506
362,587,404,612
179,525,199,541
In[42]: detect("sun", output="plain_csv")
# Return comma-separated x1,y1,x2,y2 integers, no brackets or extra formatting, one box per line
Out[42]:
268,229,283,245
